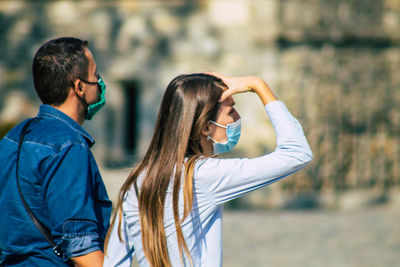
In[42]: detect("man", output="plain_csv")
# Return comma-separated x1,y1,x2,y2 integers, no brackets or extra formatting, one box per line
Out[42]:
0,37,111,266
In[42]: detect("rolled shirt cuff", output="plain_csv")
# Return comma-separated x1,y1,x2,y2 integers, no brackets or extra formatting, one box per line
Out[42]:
59,219,103,260
61,233,102,260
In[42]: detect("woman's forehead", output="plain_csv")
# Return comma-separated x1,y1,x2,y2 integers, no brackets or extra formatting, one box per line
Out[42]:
222,96,234,106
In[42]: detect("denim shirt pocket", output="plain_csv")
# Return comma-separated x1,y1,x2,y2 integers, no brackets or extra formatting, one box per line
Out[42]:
60,219,101,260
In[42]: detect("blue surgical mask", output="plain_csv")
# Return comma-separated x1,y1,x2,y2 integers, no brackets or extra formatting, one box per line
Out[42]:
86,75,106,120
207,119,241,155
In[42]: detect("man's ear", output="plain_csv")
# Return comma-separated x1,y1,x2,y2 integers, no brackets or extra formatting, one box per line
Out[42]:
72,79,84,97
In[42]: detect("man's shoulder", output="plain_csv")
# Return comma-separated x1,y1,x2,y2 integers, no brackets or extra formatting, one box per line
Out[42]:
27,117,89,150
0,117,93,163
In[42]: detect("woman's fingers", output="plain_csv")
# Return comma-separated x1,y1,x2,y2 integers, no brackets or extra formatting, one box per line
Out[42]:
204,71,226,81
219,89,235,102
205,72,260,101
204,71,232,90
205,72,276,105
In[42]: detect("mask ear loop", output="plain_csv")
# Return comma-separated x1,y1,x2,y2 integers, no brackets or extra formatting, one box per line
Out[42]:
207,121,224,143
207,129,229,145
207,120,230,145
207,135,217,143
209,120,228,129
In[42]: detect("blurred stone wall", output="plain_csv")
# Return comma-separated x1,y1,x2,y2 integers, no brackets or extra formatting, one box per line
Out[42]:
273,0,400,208
0,0,399,207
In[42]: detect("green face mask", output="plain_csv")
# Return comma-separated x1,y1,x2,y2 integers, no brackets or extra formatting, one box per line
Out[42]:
86,75,106,120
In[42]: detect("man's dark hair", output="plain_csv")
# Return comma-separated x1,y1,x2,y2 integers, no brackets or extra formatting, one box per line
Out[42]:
32,37,89,105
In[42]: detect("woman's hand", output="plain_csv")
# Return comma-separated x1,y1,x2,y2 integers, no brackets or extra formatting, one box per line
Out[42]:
206,72,278,105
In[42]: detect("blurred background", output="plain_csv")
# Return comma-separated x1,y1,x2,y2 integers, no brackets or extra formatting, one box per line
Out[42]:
0,0,399,266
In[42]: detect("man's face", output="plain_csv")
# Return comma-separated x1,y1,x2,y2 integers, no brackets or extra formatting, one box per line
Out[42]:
81,48,100,105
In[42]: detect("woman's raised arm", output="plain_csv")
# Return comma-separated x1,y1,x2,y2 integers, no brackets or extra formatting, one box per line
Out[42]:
207,72,278,105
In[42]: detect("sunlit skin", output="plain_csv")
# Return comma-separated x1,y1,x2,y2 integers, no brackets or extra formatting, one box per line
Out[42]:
79,48,101,107
71,250,104,267
53,47,100,125
200,96,240,154
200,73,278,154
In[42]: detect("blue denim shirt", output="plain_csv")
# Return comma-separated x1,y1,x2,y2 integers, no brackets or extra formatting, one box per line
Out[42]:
0,105,112,266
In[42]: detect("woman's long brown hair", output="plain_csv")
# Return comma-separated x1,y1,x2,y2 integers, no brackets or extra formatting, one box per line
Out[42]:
105,73,226,267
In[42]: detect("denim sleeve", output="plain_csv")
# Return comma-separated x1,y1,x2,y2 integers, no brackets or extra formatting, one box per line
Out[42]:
41,141,104,259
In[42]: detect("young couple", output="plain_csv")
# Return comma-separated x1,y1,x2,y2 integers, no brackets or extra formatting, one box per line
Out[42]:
0,37,312,267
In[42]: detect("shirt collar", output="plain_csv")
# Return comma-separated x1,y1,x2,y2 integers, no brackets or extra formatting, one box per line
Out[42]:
37,104,95,147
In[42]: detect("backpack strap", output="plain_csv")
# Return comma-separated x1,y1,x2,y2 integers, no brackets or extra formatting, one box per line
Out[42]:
16,118,64,258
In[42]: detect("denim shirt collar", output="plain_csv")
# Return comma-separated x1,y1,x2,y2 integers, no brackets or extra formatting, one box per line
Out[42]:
37,104,95,147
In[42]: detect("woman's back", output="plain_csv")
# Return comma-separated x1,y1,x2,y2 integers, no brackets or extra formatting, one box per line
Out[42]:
117,162,224,267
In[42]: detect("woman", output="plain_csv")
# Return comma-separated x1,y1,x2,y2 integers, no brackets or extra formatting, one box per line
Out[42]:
104,73,312,267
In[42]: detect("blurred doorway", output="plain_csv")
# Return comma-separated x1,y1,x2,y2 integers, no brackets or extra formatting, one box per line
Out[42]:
104,79,140,168
123,80,139,155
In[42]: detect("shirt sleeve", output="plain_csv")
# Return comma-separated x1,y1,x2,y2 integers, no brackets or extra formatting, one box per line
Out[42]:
41,142,104,259
194,101,313,205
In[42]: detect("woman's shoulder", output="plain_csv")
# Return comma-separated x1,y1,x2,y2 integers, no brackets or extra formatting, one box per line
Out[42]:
122,171,147,209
